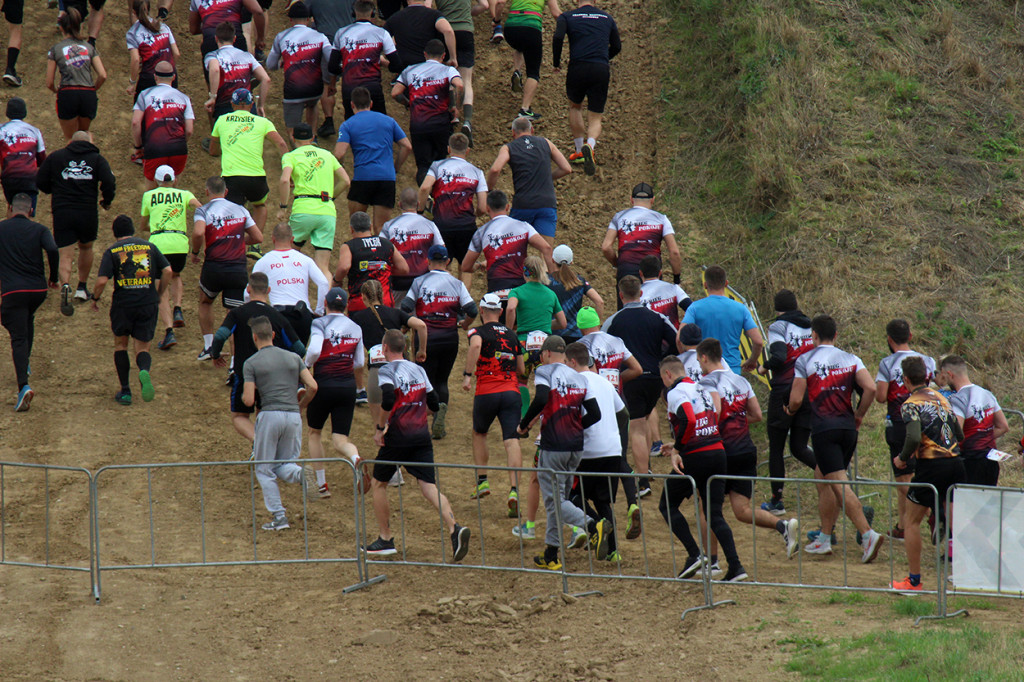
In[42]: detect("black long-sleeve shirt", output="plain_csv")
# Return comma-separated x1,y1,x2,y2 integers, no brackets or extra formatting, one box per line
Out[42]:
0,215,59,295
552,4,621,68
36,141,116,210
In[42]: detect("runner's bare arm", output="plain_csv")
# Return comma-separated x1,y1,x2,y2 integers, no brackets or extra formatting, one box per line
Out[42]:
505,297,518,330
874,379,889,405
741,327,764,372
334,166,350,197
278,166,293,215
585,287,604,316
298,368,317,407
486,145,510,188
551,310,566,331
462,334,483,391
396,137,412,170
549,141,571,179
418,175,436,212
600,227,617,266
853,367,876,427
334,245,352,284
527,233,555,271
267,131,288,156
131,110,145,149
391,248,410,277
435,18,458,68
620,356,642,385
334,141,350,161
665,235,682,277
746,394,763,423
994,409,1010,439
254,66,271,116
188,9,200,35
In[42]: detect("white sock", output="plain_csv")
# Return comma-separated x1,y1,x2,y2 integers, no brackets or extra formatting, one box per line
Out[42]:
574,137,584,153
316,469,326,486
229,356,234,370
203,333,213,349
587,137,596,148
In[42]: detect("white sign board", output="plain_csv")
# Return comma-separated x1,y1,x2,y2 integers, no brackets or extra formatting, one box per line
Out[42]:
952,487,1024,593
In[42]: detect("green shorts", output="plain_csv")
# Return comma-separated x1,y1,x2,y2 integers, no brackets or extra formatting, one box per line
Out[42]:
290,213,337,251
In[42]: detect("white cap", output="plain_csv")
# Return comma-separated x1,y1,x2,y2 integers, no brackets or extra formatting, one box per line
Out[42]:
552,244,573,265
480,292,503,310
154,164,175,182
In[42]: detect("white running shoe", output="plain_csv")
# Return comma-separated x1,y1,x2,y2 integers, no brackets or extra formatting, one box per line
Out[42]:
804,536,833,555
783,518,800,559
861,529,884,564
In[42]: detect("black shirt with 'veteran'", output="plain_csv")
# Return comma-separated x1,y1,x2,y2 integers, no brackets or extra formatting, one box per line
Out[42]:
0,215,59,296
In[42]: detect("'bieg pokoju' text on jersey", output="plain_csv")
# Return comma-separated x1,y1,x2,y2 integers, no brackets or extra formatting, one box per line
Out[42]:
469,215,538,291
901,387,960,460
332,21,395,87
406,270,473,344
426,157,487,226
379,359,434,444
700,369,756,455
794,344,867,432
268,25,332,102
380,213,443,283
639,279,688,329
308,314,364,388
135,84,195,158
666,378,724,456
397,61,460,132
578,331,632,393
469,322,521,395
126,22,177,79
204,46,258,109
876,350,936,422
766,318,813,389
345,235,396,311
608,207,674,270
195,197,256,263
534,363,592,452
0,120,45,180
949,384,1001,457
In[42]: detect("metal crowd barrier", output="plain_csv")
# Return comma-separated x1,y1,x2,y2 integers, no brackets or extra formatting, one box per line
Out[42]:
0,462,95,595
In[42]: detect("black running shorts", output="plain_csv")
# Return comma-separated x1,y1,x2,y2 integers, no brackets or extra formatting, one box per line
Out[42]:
811,428,858,476
229,371,256,414
437,223,476,263
306,385,357,434
961,457,999,487
454,30,475,69
2,0,24,24
503,25,541,80
56,87,98,121
472,390,521,440
53,207,98,248
110,302,159,342
908,457,965,512
342,82,386,119
347,179,396,208
373,443,436,485
885,419,916,477
623,374,662,420
565,62,610,113
225,175,269,206
165,253,187,273
199,262,247,308
724,449,757,498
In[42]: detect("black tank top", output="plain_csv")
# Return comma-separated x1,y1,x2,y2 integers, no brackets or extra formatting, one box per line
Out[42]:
507,135,556,210
345,235,396,309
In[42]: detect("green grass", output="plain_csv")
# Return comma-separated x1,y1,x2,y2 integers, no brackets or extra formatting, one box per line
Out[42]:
889,598,935,618
784,626,1024,679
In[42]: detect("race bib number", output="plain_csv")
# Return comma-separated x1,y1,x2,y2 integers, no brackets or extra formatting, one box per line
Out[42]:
494,288,511,301
598,368,620,388
369,344,386,365
526,330,547,352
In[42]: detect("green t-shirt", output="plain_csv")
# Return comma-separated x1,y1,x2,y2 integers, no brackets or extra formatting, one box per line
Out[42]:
510,281,561,340
140,187,197,254
282,145,342,217
211,112,277,177
435,0,473,32
505,0,544,30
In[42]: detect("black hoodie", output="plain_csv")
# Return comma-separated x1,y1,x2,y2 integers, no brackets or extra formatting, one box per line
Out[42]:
763,309,812,394
36,140,116,211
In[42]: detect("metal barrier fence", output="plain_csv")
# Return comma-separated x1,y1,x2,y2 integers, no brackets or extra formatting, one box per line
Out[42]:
0,461,95,595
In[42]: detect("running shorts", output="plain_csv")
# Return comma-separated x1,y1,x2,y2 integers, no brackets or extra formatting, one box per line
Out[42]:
199,262,247,307
110,302,159,341
961,457,998,487
765,389,811,431
454,29,474,68
53,207,98,247
372,443,436,484
225,175,269,206
290,213,336,251
565,62,610,113
437,224,475,263
143,155,187,182
885,419,915,477
229,371,257,414
907,457,965,512
283,98,319,129
503,25,541,80
342,82,386,119
56,87,98,121
472,390,521,439
724,448,757,498
165,253,187,273
811,428,857,476
347,179,396,208
623,374,662,420
306,385,357,434
2,0,24,24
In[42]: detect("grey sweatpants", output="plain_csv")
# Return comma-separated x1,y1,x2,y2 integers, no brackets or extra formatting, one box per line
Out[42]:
253,410,304,515
537,449,591,548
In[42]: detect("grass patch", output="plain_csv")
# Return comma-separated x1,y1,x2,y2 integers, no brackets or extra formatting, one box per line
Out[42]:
889,598,935,618
824,592,869,605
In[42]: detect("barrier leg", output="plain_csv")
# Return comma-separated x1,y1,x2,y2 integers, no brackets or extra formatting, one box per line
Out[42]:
681,475,735,620
344,462,385,593
915,486,966,625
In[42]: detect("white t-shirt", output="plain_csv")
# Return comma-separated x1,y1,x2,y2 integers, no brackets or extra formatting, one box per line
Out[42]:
251,248,331,314
580,371,625,460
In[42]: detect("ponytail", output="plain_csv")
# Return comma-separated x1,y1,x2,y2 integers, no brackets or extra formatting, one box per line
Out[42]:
135,0,162,34
58,8,84,41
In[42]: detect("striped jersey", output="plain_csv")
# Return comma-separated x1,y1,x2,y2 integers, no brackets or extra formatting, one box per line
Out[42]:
332,21,396,87
204,46,259,109
396,60,460,133
194,197,255,264
267,25,332,102
379,359,434,445
404,270,473,344
607,207,673,271
380,212,444,289
468,215,538,292
426,156,487,227
535,362,593,452
639,278,688,328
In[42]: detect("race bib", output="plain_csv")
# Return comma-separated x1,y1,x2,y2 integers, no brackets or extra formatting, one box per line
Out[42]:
526,330,547,352
494,288,511,301
598,368,620,388
369,344,386,365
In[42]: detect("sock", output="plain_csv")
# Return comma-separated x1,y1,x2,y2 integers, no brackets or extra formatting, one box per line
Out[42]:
323,116,334,128
771,492,782,502
229,355,234,370
316,469,326,486
587,519,597,535
87,37,96,47
463,104,473,122
114,351,130,390
166,327,173,334
7,47,18,70
525,520,535,529
775,520,786,535
158,6,168,18
510,486,517,493
710,555,718,565
203,333,214,349
544,545,558,561
908,573,921,586
587,137,596,148
477,474,488,484
77,280,88,291
136,351,152,372
574,137,584,153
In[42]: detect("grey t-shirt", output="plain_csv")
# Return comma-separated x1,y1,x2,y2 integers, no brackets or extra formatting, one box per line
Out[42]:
243,345,304,413
48,38,97,89
307,0,356,45
507,135,556,210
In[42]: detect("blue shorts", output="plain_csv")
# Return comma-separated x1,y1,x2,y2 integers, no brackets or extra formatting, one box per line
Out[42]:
511,207,557,238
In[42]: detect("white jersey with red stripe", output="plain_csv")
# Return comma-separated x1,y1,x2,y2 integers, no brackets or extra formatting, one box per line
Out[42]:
251,248,330,314
949,384,1002,458
379,212,444,282
332,21,396,87
875,349,936,422
578,331,633,393
305,312,364,387
766,318,813,389
426,156,488,226
607,206,673,271
639,278,688,328
794,344,866,433
267,25,333,103
665,378,723,455
699,368,756,455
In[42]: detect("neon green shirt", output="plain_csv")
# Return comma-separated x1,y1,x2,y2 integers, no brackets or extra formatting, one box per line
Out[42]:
282,145,342,217
211,112,276,177
506,0,544,30
140,187,197,254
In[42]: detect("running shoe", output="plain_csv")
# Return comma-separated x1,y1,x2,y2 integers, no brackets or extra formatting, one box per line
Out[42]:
254,48,266,64
355,388,368,405
246,244,262,260
226,370,236,386
891,577,923,595
262,515,290,531
856,504,875,545
318,483,331,499
604,550,623,562
568,150,585,164
567,525,588,549
460,121,473,148
451,524,471,562
470,479,491,499
507,489,519,517
512,522,535,540
197,347,212,361
138,370,155,402
533,554,561,571
14,385,33,412
130,149,144,165
708,561,723,576
364,536,397,555
888,525,905,540
589,518,610,561
783,518,800,559
516,108,541,121
3,69,23,87
510,70,523,93
804,536,832,555
432,402,447,439
649,440,663,456
490,23,504,43
302,465,319,501
761,498,786,516
157,330,177,350
625,503,642,540
316,121,335,139
172,306,185,328
724,564,748,582
806,529,837,545
388,468,404,487
677,554,706,579
860,529,884,564
581,143,596,176
60,283,74,317
114,389,132,405
74,284,91,301
637,478,652,498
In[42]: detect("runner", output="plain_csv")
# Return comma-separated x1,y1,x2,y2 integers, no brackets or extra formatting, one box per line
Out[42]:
401,244,477,439
392,39,463,184
243,315,319,531
890,356,965,594
463,292,525,512
209,88,288,254
202,22,270,124
552,0,620,175
383,0,457,71
191,175,263,358
46,10,108,141
0,98,45,217
0,193,59,411
675,323,706,382
131,60,195,188
418,132,486,266
366,329,471,562
486,117,571,245
548,245,602,343
697,338,800,559
304,287,363,498
36,130,116,314
62,0,109,46
208,272,306,442
939,355,1009,487
328,0,400,119
277,122,349,280
601,276,676,498
788,314,884,563
266,2,334,138
460,189,554,295
379,187,444,302
188,0,264,61
506,255,565,413
90,215,172,405
434,0,488,144
126,0,180,99
658,355,747,582
874,318,936,540
756,289,817,515
682,265,763,373
493,0,562,120
334,86,413,234
517,335,609,570
601,182,680,287
251,222,331,344
2,0,25,85
139,165,201,350
638,255,689,328
335,211,408,312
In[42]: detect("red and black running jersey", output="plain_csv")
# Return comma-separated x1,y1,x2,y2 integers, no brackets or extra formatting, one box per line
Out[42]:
190,0,242,34
578,331,632,393
949,384,1002,458
794,344,867,433
607,206,674,270
268,25,333,103
468,215,539,292
134,84,195,158
203,46,259,109
194,197,256,264
379,212,444,288
306,312,364,388
469,322,522,395
345,235,397,312
426,156,488,227
875,350,936,422
534,362,593,452
405,269,473,344
666,378,725,456
639,278,688,328
700,369,756,455
676,349,704,383
379,358,434,444
125,22,177,80
332,21,396,88
0,120,45,181
766,318,813,390
396,60,460,133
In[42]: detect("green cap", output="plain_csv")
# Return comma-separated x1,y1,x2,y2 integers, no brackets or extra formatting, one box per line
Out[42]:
577,307,600,330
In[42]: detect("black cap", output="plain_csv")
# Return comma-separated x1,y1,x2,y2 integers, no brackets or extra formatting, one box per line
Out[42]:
325,287,349,309
112,214,135,238
631,182,655,199
679,323,702,346
287,1,311,18
6,97,27,120
293,123,314,140
774,289,798,313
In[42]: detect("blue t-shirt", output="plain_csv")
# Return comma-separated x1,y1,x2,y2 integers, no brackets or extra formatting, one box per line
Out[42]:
682,294,756,370
336,111,406,182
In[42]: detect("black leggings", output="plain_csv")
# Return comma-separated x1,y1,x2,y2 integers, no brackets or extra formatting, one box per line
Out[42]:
504,25,542,80
658,451,740,566
571,456,620,552
1,291,46,389
420,342,459,405
411,129,451,185
766,391,816,499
